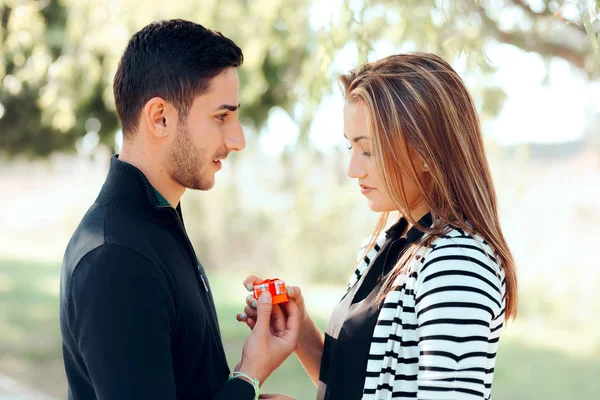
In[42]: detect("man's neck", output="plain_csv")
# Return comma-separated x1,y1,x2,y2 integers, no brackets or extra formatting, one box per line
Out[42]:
119,144,184,208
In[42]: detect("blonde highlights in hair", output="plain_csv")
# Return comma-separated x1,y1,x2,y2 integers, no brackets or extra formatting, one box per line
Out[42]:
340,53,517,320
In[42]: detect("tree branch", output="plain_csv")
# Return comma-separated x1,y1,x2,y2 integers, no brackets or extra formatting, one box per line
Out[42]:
508,0,586,35
1,6,11,30
475,4,590,76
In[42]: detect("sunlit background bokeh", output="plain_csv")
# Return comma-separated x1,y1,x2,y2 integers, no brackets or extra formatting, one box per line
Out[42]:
0,0,599,399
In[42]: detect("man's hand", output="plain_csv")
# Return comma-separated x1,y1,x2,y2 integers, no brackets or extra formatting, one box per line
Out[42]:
235,287,300,386
237,276,326,388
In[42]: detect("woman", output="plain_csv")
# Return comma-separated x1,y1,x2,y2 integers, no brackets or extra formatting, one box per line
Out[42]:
238,53,517,400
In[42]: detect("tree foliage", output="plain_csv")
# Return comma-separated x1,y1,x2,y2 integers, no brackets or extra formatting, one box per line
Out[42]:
0,0,598,157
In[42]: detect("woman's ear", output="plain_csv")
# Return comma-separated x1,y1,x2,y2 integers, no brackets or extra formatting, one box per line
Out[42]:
411,149,430,174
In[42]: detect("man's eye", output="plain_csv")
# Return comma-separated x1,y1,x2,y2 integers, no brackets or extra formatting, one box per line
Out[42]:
216,114,227,121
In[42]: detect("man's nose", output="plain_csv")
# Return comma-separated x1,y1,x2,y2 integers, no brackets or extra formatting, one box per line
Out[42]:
224,121,245,152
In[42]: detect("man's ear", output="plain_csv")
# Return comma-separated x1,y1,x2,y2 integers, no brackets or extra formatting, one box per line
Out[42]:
142,97,170,138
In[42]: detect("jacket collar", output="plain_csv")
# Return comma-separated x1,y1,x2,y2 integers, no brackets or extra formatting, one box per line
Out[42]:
386,212,433,243
96,155,183,218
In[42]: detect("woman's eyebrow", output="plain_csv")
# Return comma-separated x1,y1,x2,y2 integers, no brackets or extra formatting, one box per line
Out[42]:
343,133,370,143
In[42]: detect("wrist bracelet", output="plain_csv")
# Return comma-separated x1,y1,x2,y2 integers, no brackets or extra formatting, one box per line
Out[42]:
228,371,259,400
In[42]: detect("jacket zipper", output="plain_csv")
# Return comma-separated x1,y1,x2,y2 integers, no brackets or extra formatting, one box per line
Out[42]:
157,204,230,370
158,205,208,292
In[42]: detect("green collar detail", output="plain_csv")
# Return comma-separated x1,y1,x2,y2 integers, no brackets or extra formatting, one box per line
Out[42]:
153,187,170,207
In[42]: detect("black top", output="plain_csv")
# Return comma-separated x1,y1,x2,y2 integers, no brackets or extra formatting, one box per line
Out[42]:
59,155,254,400
318,214,432,400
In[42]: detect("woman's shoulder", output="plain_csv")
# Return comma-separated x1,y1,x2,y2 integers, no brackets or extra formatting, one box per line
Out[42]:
416,226,505,283
409,226,506,319
427,226,496,254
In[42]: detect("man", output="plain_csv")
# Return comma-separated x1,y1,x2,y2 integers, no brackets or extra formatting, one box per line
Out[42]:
60,19,299,400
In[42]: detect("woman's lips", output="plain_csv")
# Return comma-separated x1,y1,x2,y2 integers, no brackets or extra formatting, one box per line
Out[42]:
360,185,375,195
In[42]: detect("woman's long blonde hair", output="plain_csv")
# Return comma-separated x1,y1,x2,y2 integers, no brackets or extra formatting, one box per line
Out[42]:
340,53,517,320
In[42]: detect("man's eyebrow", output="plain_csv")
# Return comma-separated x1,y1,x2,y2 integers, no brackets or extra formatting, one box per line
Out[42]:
214,103,241,112
343,133,369,143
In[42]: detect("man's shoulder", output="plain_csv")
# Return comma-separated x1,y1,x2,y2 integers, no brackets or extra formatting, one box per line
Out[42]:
62,204,107,276
64,203,163,265
60,204,169,304
62,204,142,280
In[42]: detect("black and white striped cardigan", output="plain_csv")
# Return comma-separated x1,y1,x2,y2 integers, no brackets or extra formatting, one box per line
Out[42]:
349,227,506,400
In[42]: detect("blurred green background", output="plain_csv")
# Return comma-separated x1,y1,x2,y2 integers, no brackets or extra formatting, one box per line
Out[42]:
1,0,599,399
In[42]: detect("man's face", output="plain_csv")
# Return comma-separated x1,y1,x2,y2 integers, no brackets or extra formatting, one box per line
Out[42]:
169,67,244,190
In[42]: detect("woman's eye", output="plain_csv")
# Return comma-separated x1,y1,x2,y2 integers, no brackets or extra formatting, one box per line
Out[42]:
216,114,227,121
362,151,371,157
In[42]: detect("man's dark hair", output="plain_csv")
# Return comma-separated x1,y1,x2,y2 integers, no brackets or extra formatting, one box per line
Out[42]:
113,19,243,138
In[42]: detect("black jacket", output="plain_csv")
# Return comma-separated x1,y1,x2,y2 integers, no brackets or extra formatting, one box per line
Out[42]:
60,155,254,400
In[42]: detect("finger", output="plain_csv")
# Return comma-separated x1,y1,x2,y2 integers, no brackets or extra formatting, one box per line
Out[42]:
270,303,286,332
244,305,258,317
245,307,258,319
286,286,305,318
246,295,258,308
236,312,248,322
246,317,256,330
281,298,301,338
253,291,272,336
286,286,304,307
243,275,263,292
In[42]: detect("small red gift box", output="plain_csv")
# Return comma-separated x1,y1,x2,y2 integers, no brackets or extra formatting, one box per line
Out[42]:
252,278,289,304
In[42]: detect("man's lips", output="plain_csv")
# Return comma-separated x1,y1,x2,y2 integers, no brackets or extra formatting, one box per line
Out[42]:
211,157,226,170
211,153,229,169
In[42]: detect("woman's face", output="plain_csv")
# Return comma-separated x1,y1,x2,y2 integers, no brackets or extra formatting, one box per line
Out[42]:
343,101,428,215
